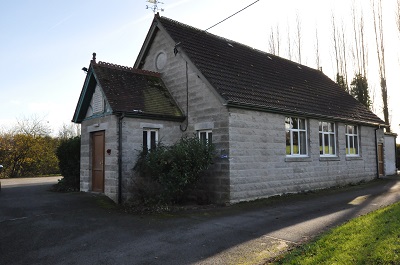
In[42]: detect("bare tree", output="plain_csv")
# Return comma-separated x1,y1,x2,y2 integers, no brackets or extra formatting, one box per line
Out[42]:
268,24,280,56
295,12,302,64
350,3,372,109
332,13,349,91
58,123,81,139
14,114,52,137
287,21,292,60
352,4,368,77
372,0,390,131
397,0,400,35
315,26,321,70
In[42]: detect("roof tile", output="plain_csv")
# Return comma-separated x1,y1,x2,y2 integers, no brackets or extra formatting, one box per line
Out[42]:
156,16,384,125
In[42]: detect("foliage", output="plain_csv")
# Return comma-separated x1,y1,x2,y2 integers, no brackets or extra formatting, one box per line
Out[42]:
0,133,59,178
336,73,348,92
132,136,215,204
350,73,371,109
54,136,81,191
274,202,400,264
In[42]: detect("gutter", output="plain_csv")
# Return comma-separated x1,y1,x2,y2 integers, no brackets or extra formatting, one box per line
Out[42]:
117,113,125,204
225,100,385,127
375,126,380,179
112,111,185,123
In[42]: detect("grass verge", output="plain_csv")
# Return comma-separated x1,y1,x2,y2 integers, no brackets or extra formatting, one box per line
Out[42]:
273,201,400,264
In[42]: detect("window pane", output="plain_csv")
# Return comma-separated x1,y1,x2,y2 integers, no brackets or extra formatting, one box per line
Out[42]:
322,122,328,132
319,133,323,154
208,132,212,144
354,136,359,154
200,132,206,143
319,121,323,132
349,136,354,154
293,131,299,154
328,122,334,132
286,131,291,155
300,131,306,154
299,118,306,129
143,131,148,151
324,134,329,155
354,126,358,134
330,134,335,154
292,118,299,129
348,125,353,134
150,131,157,150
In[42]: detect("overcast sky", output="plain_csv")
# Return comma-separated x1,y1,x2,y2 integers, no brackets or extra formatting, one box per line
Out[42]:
1,0,399,138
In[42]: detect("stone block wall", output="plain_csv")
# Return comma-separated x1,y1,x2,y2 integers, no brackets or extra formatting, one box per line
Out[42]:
80,115,119,202
228,108,381,203
141,29,231,204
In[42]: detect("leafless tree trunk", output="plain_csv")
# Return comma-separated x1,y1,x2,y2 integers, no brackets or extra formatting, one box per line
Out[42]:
332,13,349,91
315,27,321,70
332,13,340,78
352,4,368,77
372,0,390,131
269,28,276,55
296,12,302,64
397,0,400,35
287,21,292,60
268,24,280,56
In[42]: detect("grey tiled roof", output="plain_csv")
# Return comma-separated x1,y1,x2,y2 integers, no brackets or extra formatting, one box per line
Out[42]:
73,61,184,123
155,16,384,126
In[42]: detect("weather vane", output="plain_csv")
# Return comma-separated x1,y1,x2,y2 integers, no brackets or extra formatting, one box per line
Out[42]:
146,0,164,13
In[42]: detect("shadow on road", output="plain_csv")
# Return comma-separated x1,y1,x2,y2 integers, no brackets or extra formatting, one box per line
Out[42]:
0,176,399,265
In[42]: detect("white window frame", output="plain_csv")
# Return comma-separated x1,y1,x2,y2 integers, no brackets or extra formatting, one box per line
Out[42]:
143,128,158,151
345,125,360,156
285,117,308,156
319,121,336,156
198,130,212,145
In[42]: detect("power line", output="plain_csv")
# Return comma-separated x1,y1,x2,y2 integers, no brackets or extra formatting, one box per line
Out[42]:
204,0,260,32
174,0,260,52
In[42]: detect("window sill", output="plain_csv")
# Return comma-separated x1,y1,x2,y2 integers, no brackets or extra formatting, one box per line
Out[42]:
345,155,363,161
319,156,340,161
285,156,312,162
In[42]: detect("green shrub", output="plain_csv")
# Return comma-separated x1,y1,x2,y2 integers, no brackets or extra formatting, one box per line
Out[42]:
133,136,215,204
54,136,80,191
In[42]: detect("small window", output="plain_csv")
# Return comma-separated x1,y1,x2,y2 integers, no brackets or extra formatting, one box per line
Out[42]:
345,125,360,156
143,129,158,151
319,121,336,156
198,130,212,145
285,117,308,156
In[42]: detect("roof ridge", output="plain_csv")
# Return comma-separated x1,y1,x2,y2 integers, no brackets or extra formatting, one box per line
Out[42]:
96,61,160,77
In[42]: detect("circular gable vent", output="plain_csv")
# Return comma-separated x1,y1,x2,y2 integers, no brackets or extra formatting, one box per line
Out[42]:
155,51,167,70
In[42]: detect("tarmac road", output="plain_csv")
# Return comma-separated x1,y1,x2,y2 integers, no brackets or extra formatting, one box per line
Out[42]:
1,175,400,265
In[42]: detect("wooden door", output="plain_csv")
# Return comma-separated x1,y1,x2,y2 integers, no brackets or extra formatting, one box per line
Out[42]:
92,131,105,192
378,144,384,176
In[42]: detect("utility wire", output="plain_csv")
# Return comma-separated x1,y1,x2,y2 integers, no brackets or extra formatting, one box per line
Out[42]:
204,0,260,32
174,0,260,50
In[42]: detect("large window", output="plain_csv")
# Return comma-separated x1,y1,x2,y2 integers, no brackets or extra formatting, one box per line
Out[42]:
345,125,359,156
285,117,308,156
198,130,212,145
143,129,158,151
319,121,336,156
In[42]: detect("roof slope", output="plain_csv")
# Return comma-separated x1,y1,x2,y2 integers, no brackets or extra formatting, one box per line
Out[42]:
155,16,384,126
73,61,184,123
